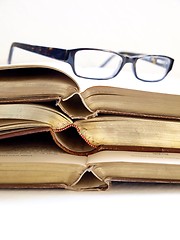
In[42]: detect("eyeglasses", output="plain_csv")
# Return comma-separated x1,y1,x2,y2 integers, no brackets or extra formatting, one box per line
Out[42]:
8,42,174,82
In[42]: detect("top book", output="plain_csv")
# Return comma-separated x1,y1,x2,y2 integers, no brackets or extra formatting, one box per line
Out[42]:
0,63,180,120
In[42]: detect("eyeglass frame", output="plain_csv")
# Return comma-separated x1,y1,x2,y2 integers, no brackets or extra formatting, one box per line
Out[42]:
8,42,174,82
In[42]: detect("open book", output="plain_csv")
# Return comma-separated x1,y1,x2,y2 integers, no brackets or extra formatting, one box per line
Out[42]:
1,133,180,190
1,63,180,189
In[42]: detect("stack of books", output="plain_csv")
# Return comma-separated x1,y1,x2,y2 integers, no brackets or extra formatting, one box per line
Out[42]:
0,43,179,190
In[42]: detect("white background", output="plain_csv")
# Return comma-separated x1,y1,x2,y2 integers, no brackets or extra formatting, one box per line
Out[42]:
0,0,180,239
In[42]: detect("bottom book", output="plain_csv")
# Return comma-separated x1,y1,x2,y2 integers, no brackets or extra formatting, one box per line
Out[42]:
1,133,180,190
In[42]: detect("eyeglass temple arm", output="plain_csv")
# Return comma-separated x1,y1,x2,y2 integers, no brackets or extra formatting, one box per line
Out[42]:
8,42,68,64
119,51,166,67
100,51,143,67
119,52,165,67
100,51,167,68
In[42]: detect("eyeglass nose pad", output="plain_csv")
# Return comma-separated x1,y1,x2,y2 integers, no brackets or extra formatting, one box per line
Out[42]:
131,62,137,76
123,56,136,78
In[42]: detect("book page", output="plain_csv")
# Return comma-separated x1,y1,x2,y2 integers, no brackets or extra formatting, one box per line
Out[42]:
75,116,180,149
88,150,180,165
82,86,180,119
88,151,180,182
0,133,87,185
0,64,79,101
0,103,72,130
0,119,48,131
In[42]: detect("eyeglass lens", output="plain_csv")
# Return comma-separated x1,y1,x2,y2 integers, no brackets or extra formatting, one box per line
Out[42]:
135,56,170,81
74,50,123,79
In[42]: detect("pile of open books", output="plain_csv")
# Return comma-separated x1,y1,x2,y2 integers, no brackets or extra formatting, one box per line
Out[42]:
1,62,180,190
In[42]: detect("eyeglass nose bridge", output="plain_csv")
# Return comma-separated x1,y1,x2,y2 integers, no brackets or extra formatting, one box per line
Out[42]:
123,55,136,64
117,55,137,79
120,55,136,72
